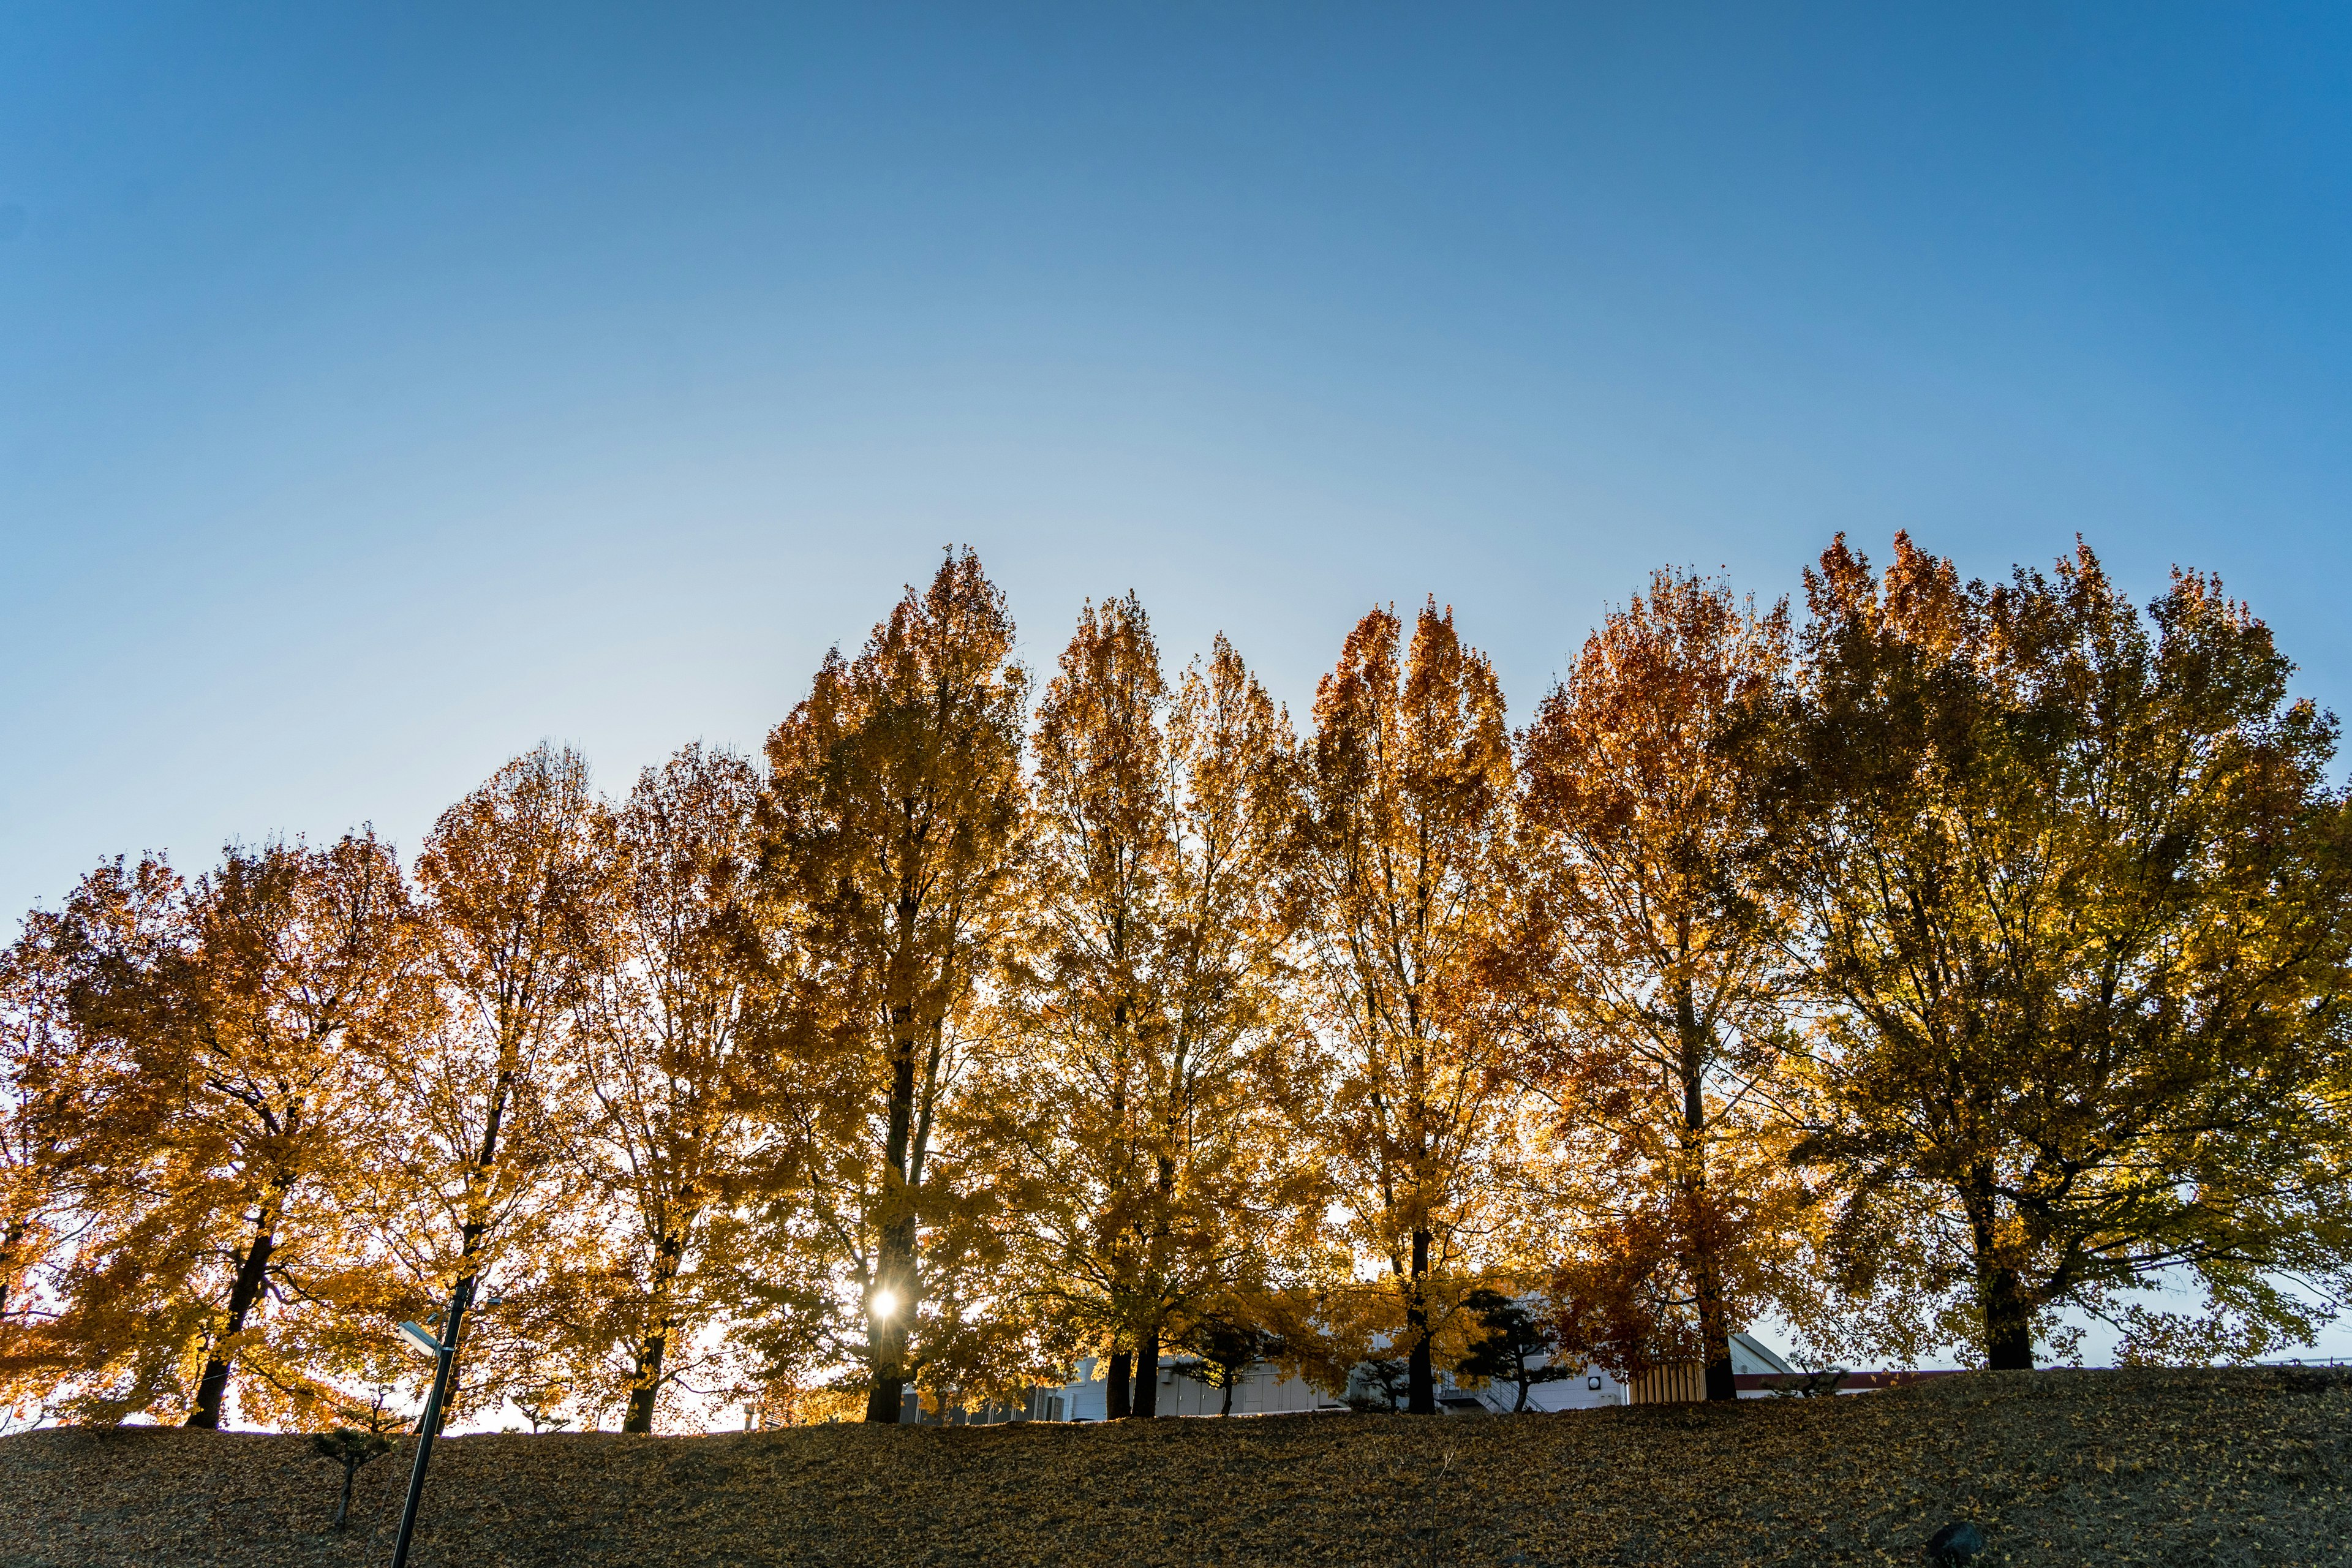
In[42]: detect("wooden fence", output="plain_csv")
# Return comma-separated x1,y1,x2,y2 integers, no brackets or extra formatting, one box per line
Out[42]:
1627,1362,1708,1405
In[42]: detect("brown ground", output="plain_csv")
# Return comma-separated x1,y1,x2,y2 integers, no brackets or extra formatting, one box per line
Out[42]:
1,1368,2344,1567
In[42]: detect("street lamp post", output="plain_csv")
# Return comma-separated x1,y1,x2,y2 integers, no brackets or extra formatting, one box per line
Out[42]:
388,1276,477,1568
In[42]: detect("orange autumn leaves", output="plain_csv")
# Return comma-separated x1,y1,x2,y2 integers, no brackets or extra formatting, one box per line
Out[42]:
6,537,2352,1436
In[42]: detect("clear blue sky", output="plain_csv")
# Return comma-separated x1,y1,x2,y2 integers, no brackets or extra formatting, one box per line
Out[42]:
7,2,2351,924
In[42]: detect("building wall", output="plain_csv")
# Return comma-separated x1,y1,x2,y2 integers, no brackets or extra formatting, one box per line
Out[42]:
1042,1355,1632,1418
1052,1356,1347,1420
1502,1366,1627,1412
998,1319,1805,1421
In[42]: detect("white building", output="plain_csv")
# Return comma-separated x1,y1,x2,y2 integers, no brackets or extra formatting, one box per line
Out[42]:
929,1330,1798,1423
1047,1355,1347,1420
1033,1347,1648,1420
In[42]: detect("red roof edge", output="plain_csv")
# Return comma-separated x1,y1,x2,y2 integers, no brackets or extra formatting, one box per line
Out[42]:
1733,1370,1960,1392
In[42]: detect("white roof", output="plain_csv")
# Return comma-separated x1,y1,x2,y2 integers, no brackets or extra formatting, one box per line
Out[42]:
1729,1332,1794,1376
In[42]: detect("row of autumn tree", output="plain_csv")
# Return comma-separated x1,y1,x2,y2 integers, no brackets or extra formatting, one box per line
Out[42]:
4,535,2351,1434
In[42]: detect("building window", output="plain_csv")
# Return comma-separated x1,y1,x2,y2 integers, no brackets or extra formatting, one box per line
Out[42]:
1587,1376,1602,1390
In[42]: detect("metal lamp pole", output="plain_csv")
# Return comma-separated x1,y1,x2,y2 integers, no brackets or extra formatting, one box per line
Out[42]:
389,1276,475,1568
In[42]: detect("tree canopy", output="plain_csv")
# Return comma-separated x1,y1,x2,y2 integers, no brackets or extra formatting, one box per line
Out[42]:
5,535,2349,1438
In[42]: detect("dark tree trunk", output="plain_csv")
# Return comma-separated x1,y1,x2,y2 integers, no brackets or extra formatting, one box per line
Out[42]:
427,1066,514,1436
333,1460,358,1530
1133,1329,1159,1417
1700,1330,1736,1400
186,1207,278,1429
622,1319,670,1433
393,1060,514,1568
1966,1169,2035,1372
1141,1145,1177,1422
1695,1253,1737,1403
0,1218,27,1328
1220,1377,1234,1417
1678,998,1738,1403
1106,1349,1133,1419
1984,1266,2035,1370
1406,1227,1436,1414
867,1001,921,1425
865,1371,908,1423
623,1234,687,1433
432,1363,469,1436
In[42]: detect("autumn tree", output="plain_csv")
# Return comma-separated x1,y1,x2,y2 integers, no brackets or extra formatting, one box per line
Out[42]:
1754,535,2352,1368
0,956,66,1359
177,835,431,1431
1507,568,1810,1400
0,856,183,1417
17,836,428,1429
987,598,1305,1417
998,594,1168,1419
759,550,1029,1423
1293,601,1517,1414
569,744,776,1432
390,744,605,1427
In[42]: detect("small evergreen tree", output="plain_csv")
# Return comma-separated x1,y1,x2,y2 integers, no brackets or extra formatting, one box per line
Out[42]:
1456,1289,1572,1412
1348,1356,1411,1412
310,1429,394,1531
1171,1316,1282,1415
516,1387,572,1433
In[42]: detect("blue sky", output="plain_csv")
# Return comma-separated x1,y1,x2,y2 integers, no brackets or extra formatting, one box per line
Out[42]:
6,4,2351,916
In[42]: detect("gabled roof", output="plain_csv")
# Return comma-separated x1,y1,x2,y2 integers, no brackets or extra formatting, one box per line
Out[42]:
1729,1332,1794,1376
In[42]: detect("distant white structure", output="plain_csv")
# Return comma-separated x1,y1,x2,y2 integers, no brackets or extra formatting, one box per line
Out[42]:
1048,1355,1348,1420
925,1330,1801,1423
1027,1343,1797,1419
1721,1335,1787,1392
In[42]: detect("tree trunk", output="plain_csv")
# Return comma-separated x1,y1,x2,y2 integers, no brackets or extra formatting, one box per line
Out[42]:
1220,1377,1234,1417
622,1233,687,1433
1106,1349,1133,1419
186,1202,278,1429
432,1365,469,1436
1966,1169,2035,1371
622,1318,670,1433
1678,997,1737,1402
1140,1145,1176,1422
392,1057,514,1568
867,1000,921,1424
1694,1253,1737,1402
1984,1265,2035,1370
1406,1226,1436,1414
865,1370,909,1423
0,1218,27,1329
427,1063,515,1438
1133,1328,1159,1418
333,1460,358,1529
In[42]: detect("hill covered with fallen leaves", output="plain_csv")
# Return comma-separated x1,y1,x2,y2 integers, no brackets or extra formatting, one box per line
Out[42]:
2,1368,2344,1567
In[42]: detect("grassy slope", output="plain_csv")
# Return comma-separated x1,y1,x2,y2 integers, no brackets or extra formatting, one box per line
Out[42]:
2,1369,2344,1567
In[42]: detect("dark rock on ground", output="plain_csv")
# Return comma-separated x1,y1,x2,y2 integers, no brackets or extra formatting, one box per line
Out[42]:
1927,1518,1985,1562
